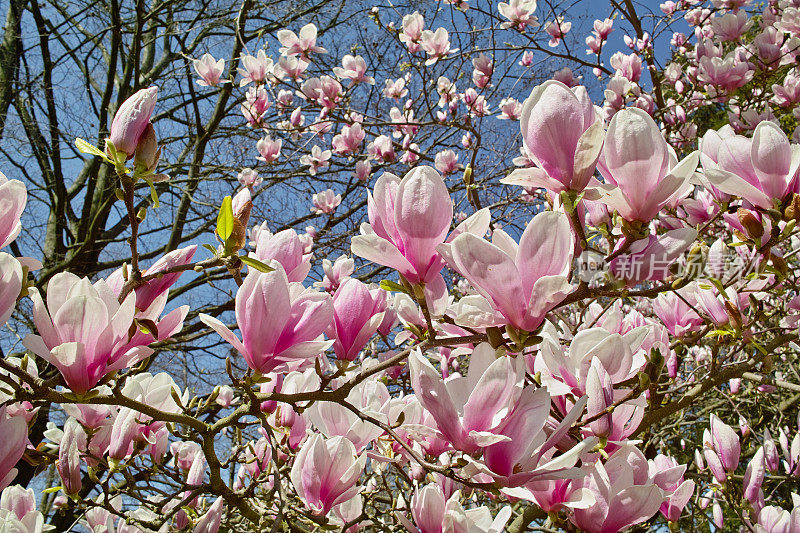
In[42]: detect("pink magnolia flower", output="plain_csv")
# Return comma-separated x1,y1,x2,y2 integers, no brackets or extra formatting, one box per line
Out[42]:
711,11,752,41
498,0,538,31
463,88,491,116
351,166,464,308
757,506,796,533
544,17,571,47
775,7,800,34
697,53,753,94
653,287,703,337
772,70,800,107
437,76,458,107
571,446,665,533
608,227,698,283
241,86,271,126
0,253,22,326
389,106,418,137
535,327,648,399
743,446,765,507
193,497,223,533
277,23,327,58
199,267,333,374
305,380,388,451
214,385,235,408
420,28,456,65
193,54,227,86
472,53,493,88
399,11,425,52
705,414,741,474
0,408,28,490
300,76,342,109
301,146,332,176
233,427,273,485
237,168,262,188
251,226,312,282
327,278,386,361
290,434,365,516
273,55,309,81
609,51,642,82
692,283,740,327
586,35,602,55
22,273,158,395
107,373,185,461
501,81,602,194
680,188,720,225
623,32,650,51
471,389,596,487
331,123,365,156
705,121,800,209
106,245,197,312
0,485,36,522
276,89,293,108
109,87,158,158
553,67,578,87
58,418,86,496
585,362,617,440
434,149,462,176
594,18,613,39
333,55,374,86
383,78,408,100
238,50,273,86
316,255,355,293
354,160,371,181
256,136,282,163
311,188,341,214
649,455,695,523
0,173,26,250
437,210,573,332
171,441,202,471
397,484,512,533
497,97,522,120
751,27,784,67
401,144,421,165
590,107,699,222
409,344,527,454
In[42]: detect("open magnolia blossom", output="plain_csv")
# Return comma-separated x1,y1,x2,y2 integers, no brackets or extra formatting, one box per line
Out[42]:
501,80,603,193
5,1,800,531
437,210,573,332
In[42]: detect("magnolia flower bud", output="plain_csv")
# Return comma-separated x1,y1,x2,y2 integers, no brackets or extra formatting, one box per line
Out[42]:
737,208,764,240
743,446,765,505
109,87,158,159
193,497,224,533
134,123,161,173
764,429,780,473
227,189,252,253
784,193,800,221
712,502,724,529
58,418,87,496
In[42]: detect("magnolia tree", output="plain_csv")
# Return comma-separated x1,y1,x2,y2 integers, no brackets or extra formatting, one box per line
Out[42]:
2,0,800,531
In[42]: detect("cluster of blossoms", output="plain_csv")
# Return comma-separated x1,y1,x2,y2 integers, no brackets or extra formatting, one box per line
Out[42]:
4,0,800,531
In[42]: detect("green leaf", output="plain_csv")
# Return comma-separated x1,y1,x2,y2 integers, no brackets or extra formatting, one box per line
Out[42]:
708,277,727,297
216,196,233,241
750,340,768,356
42,486,62,494
380,280,407,293
76,138,110,161
202,244,218,256
146,179,160,208
239,255,275,273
